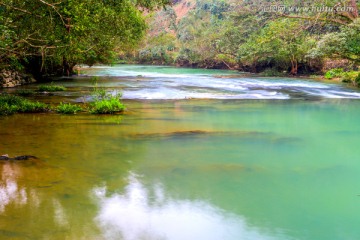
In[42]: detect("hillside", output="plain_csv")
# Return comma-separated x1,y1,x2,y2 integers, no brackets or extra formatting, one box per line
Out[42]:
124,0,360,81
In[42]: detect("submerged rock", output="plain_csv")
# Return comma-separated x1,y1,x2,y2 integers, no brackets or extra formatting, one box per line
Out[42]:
0,154,38,161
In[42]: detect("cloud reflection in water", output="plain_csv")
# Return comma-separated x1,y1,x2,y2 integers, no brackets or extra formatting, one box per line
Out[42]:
94,175,280,240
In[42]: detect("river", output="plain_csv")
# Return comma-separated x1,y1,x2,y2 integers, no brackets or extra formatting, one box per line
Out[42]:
1,65,360,240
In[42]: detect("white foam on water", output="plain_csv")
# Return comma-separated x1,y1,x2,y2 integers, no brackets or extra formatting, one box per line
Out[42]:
236,79,330,89
122,88,289,100
300,88,360,99
79,65,360,100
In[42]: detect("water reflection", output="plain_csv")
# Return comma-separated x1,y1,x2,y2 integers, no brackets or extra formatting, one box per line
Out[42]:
94,174,283,240
0,162,98,239
0,163,29,212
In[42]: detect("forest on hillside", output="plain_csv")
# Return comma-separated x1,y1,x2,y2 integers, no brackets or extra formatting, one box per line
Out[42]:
125,0,360,81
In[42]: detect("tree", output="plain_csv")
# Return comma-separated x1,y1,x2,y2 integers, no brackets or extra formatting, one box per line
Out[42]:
0,0,169,76
309,19,360,64
237,19,316,74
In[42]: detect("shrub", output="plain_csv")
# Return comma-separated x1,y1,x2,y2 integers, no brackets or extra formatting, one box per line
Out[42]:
355,73,360,86
324,68,344,79
56,102,83,114
341,71,359,83
38,82,66,92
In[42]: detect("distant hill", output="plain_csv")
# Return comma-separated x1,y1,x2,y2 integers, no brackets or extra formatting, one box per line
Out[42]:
122,0,360,79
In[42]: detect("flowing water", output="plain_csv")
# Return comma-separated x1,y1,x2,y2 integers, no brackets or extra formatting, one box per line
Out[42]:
1,65,360,240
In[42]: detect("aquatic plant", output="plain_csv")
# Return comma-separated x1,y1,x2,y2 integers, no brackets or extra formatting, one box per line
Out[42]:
0,94,49,115
38,82,66,92
17,101,49,113
56,102,83,114
89,78,125,114
89,94,125,114
0,104,18,116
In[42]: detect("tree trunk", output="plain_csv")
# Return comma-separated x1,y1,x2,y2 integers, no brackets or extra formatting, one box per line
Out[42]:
62,56,75,76
290,58,298,75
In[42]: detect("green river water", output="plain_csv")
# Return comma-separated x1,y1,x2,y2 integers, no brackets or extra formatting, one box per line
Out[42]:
1,65,360,240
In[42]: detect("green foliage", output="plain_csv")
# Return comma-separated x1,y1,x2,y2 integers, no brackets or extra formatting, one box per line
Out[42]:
355,73,360,86
89,97,125,114
324,68,360,87
0,104,17,116
238,18,316,74
0,94,49,115
0,94,26,106
56,103,83,114
310,19,360,64
17,101,49,113
324,68,344,79
340,71,360,85
89,78,125,114
127,0,359,74
38,83,66,92
0,0,168,74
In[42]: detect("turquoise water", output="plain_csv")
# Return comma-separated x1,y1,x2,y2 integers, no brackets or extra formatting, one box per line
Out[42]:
1,65,360,239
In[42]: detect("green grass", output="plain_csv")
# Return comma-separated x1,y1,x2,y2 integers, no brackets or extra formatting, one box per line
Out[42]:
0,94,49,115
56,102,83,114
38,82,66,92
